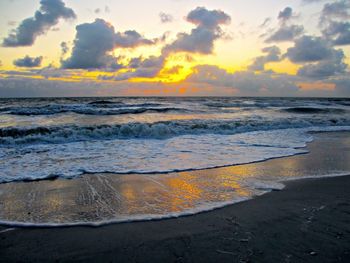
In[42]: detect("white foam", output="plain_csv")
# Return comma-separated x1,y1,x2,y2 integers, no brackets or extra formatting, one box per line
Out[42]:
1,126,349,183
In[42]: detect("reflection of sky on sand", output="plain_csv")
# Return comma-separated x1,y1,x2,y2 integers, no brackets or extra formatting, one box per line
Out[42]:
0,132,350,225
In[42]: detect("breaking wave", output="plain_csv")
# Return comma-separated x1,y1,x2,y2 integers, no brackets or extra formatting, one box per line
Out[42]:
282,107,347,114
1,116,350,145
0,104,186,116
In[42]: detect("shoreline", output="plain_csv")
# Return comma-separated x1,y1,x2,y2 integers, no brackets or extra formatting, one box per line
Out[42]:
1,125,349,185
1,175,350,262
0,173,349,230
0,171,350,229
0,131,350,228
0,131,350,262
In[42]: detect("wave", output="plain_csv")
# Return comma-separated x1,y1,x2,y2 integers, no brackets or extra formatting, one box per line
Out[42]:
87,100,120,105
282,107,347,114
204,100,307,108
1,104,185,116
204,98,350,110
0,127,314,184
1,117,350,145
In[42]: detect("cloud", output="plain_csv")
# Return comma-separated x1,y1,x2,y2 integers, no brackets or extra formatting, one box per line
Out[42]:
301,0,326,4
265,25,304,43
100,55,166,80
62,19,116,69
2,0,76,47
159,12,173,23
163,7,231,55
13,55,43,67
114,30,156,48
248,46,281,71
186,65,299,96
259,18,271,28
94,6,110,14
285,36,347,78
297,49,347,78
2,65,349,97
60,41,69,55
319,0,350,25
322,21,350,46
319,1,350,46
278,7,293,22
285,36,338,63
331,76,350,96
62,19,158,69
186,6,231,28
265,7,304,43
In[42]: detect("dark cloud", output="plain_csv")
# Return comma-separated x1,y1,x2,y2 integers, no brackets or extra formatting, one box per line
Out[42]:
2,0,76,47
114,30,156,48
159,12,174,23
163,27,220,54
265,25,304,43
249,46,281,71
62,19,116,69
265,7,303,43
285,36,342,63
297,49,347,78
322,21,350,46
60,41,69,55
13,55,43,67
186,6,231,28
278,7,293,22
62,19,158,69
285,35,347,78
320,0,350,25
101,55,166,80
319,1,350,46
163,7,231,55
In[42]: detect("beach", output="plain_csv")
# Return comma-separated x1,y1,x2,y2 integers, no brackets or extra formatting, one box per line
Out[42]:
1,131,349,262
1,0,350,261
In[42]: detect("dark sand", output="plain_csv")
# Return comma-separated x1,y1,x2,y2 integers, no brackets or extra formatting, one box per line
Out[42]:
0,132,350,262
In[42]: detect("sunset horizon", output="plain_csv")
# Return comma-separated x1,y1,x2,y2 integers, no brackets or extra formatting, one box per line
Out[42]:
0,0,349,97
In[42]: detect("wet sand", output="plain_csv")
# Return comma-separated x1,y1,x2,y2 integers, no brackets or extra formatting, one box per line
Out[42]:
0,132,350,262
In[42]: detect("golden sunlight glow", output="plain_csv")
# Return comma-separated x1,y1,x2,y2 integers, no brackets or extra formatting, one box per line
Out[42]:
266,59,300,75
298,82,336,91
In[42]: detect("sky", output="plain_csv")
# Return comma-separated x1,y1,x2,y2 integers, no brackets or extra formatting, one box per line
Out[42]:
0,0,349,97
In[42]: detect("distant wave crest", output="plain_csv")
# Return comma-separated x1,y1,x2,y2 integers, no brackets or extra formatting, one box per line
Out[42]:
1,116,350,145
282,107,347,114
0,104,186,116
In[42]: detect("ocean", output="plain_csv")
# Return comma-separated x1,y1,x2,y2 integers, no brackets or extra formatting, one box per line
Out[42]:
0,97,350,225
